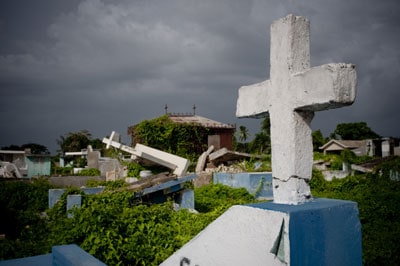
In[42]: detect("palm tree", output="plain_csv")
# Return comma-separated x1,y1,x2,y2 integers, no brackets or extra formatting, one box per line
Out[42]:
238,126,249,143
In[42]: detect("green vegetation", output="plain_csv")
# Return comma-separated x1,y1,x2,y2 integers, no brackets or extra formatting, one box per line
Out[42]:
1,143,50,155
1,156,399,265
314,151,372,170
0,179,54,258
133,115,209,163
76,168,101,176
0,181,255,265
331,121,380,140
235,117,271,154
312,129,326,151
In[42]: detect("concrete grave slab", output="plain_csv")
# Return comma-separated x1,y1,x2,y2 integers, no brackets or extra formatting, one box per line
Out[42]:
208,148,259,165
161,199,362,266
195,145,214,173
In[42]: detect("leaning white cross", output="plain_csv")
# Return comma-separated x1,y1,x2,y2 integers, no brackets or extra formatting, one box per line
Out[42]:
236,14,357,204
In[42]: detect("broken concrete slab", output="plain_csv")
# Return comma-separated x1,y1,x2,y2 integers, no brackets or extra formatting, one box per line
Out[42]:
126,172,176,192
208,148,259,165
103,131,190,177
195,145,214,173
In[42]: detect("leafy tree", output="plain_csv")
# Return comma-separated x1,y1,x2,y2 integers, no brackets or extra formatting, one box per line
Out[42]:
332,122,380,140
1,145,23,151
260,116,271,134
250,132,271,154
1,143,49,154
57,130,92,153
21,143,50,154
89,138,105,151
250,117,271,154
312,129,326,151
237,125,249,142
234,126,250,152
57,130,104,155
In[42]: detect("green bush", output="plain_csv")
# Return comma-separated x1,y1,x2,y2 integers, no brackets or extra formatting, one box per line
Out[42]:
54,166,73,176
0,180,255,265
76,168,101,176
45,184,255,265
0,179,54,259
86,180,127,191
195,183,255,213
125,162,145,178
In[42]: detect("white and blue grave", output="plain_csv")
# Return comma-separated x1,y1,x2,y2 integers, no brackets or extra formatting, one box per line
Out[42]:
162,14,361,265
0,244,106,266
214,172,273,200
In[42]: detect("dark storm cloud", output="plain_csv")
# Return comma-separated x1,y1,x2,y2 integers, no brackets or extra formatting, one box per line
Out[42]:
0,0,399,153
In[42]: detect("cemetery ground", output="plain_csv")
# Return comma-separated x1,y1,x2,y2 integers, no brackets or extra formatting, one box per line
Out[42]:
1,155,400,265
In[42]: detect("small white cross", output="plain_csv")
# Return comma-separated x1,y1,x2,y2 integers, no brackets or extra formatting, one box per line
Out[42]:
236,14,357,204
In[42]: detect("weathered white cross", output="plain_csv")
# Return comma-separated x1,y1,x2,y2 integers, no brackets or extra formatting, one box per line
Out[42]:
236,14,357,204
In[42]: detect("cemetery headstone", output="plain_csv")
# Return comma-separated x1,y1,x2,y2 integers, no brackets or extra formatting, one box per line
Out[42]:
236,14,356,204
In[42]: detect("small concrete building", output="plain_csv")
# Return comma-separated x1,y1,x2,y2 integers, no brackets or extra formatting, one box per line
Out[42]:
25,154,51,178
0,149,51,178
128,113,235,151
320,138,400,157
319,140,369,156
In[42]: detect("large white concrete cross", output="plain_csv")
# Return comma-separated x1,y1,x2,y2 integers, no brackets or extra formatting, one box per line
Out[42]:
236,14,357,204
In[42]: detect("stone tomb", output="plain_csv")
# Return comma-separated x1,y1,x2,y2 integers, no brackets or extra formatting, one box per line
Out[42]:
162,14,361,265
0,244,106,266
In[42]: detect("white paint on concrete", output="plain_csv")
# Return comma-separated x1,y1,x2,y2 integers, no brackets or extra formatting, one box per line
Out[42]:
103,131,190,177
161,205,290,266
236,14,357,204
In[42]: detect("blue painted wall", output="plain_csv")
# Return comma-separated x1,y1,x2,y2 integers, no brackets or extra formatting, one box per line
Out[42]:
48,187,105,209
25,155,51,178
214,172,273,199
0,245,106,266
249,198,362,266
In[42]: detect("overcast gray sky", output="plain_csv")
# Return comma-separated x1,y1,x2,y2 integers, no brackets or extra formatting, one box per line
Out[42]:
1,0,399,153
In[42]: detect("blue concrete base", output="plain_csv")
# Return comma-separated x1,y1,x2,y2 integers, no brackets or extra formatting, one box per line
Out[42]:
249,198,362,266
161,198,362,266
49,187,105,209
66,195,82,218
179,189,194,209
0,245,106,266
52,244,106,266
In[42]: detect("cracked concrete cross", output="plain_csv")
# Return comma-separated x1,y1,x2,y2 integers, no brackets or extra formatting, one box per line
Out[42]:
236,14,357,204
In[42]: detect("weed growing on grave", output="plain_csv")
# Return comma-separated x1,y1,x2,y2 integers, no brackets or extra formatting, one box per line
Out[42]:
235,155,272,172
194,183,255,213
86,179,127,190
76,168,101,176
313,151,372,170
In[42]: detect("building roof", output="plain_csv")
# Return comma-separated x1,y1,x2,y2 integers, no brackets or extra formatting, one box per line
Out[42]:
319,139,366,150
0,150,26,154
167,114,235,129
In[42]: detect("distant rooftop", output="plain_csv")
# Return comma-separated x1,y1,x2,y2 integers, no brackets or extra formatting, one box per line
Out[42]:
167,113,235,129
